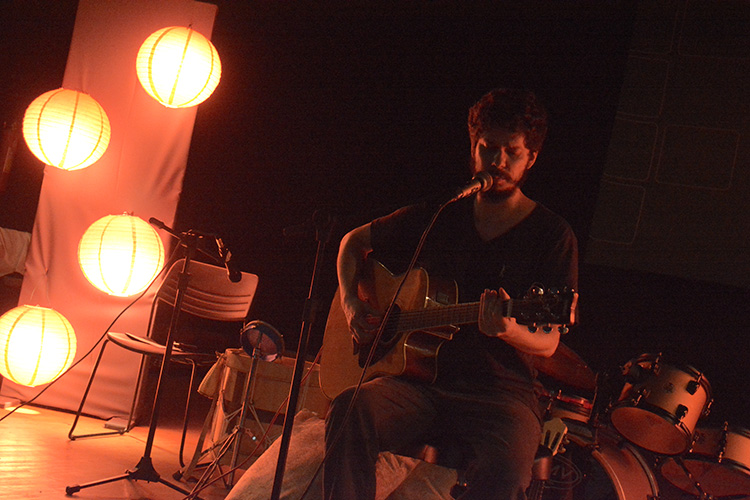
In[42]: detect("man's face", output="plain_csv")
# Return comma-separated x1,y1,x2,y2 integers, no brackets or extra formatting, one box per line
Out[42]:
472,128,537,200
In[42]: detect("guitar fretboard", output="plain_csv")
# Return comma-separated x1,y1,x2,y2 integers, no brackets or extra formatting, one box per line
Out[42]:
393,301,512,332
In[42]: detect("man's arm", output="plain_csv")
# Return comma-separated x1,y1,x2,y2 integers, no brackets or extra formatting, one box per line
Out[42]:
336,223,382,345
478,288,561,357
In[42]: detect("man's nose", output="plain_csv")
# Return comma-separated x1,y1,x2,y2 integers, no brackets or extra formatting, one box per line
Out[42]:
492,150,507,167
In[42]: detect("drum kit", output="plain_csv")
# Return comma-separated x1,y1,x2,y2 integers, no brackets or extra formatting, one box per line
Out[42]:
533,345,750,499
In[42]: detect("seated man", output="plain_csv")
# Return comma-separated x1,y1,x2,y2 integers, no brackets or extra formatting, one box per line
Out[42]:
323,88,578,499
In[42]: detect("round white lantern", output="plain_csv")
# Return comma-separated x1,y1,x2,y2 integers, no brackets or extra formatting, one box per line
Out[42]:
22,88,111,171
78,214,165,297
0,305,77,387
136,26,221,108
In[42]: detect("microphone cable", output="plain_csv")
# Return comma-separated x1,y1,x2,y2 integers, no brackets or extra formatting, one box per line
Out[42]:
0,245,181,424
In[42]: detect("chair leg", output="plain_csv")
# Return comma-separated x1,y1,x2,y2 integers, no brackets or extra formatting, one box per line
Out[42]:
175,392,219,481
68,339,145,440
178,359,199,467
68,340,122,439
121,350,149,433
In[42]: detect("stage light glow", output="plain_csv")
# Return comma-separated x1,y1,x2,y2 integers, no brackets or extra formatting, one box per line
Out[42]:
0,305,77,387
22,88,111,171
136,26,221,108
78,214,165,297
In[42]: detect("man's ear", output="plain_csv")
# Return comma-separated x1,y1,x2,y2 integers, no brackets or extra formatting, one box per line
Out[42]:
526,151,538,170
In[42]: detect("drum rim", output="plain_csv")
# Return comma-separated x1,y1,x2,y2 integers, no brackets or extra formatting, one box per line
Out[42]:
683,455,750,474
610,403,692,455
553,393,594,408
625,353,713,393
661,455,750,495
549,429,660,496
694,425,750,439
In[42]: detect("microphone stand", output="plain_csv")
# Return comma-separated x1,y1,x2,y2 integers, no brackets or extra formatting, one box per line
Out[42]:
270,210,334,500
66,227,202,497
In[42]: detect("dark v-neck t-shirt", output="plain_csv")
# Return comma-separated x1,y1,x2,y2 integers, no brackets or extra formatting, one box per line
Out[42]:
369,197,578,408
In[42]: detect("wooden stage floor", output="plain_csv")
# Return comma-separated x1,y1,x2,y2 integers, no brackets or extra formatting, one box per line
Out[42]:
0,401,246,500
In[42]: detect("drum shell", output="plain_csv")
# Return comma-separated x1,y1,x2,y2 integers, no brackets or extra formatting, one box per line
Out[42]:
540,391,594,425
660,425,750,497
610,355,711,455
541,427,659,499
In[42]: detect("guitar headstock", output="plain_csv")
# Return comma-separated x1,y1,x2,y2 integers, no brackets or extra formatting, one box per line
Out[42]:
512,287,578,331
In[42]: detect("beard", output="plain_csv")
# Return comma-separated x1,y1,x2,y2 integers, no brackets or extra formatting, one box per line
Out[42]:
481,187,515,202
480,167,530,202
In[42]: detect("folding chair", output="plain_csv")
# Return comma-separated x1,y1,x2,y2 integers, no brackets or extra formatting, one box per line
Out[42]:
68,257,259,466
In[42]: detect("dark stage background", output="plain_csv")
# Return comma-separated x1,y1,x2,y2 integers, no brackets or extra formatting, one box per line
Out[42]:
2,1,748,430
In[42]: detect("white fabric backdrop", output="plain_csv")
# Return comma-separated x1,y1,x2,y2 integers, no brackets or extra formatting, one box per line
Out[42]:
3,0,217,418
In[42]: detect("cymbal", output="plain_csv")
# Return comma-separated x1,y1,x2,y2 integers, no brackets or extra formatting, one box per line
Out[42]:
532,341,596,390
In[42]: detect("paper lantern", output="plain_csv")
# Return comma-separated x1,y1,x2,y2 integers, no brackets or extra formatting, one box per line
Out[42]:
22,88,111,171
78,214,165,297
0,305,77,387
136,26,221,108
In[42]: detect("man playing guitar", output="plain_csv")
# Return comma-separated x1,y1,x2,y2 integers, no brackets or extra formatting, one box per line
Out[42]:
323,88,579,499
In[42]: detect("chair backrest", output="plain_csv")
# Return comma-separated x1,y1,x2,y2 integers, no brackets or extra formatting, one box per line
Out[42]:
155,258,258,322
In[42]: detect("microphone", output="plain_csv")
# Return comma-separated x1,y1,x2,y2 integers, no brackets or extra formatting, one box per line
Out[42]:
216,237,242,282
148,217,167,230
148,217,184,240
447,171,493,203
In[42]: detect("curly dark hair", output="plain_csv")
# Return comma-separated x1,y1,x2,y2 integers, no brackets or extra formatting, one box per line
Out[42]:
467,88,548,154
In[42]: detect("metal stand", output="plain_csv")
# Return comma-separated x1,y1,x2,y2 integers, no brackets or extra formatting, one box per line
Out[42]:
184,347,270,492
271,210,334,500
178,321,284,498
673,456,710,499
226,347,268,483
65,231,201,497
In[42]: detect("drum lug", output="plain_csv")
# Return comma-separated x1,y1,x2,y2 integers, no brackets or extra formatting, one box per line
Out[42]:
675,404,688,421
686,379,699,395
633,387,649,405
686,370,706,395
653,352,663,376
702,398,713,418
717,420,730,463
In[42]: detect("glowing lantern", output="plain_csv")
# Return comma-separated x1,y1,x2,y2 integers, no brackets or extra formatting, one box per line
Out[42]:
136,26,221,108
0,305,77,387
22,88,111,171
78,214,165,297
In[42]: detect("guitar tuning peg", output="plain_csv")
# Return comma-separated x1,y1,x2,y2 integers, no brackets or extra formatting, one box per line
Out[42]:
542,325,553,334
558,325,569,335
527,324,538,333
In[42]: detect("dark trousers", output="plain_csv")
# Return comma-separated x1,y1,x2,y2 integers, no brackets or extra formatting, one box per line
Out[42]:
323,376,541,500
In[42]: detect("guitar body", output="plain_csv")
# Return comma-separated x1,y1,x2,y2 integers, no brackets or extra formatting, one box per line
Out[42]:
319,259,577,400
319,260,458,400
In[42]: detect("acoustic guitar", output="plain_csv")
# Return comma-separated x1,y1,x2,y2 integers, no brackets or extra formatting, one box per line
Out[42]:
319,259,577,400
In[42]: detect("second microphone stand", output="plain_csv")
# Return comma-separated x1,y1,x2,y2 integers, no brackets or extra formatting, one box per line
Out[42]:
270,210,334,500
66,229,205,497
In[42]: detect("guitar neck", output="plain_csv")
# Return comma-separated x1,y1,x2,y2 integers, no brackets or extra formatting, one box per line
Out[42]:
394,300,511,333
